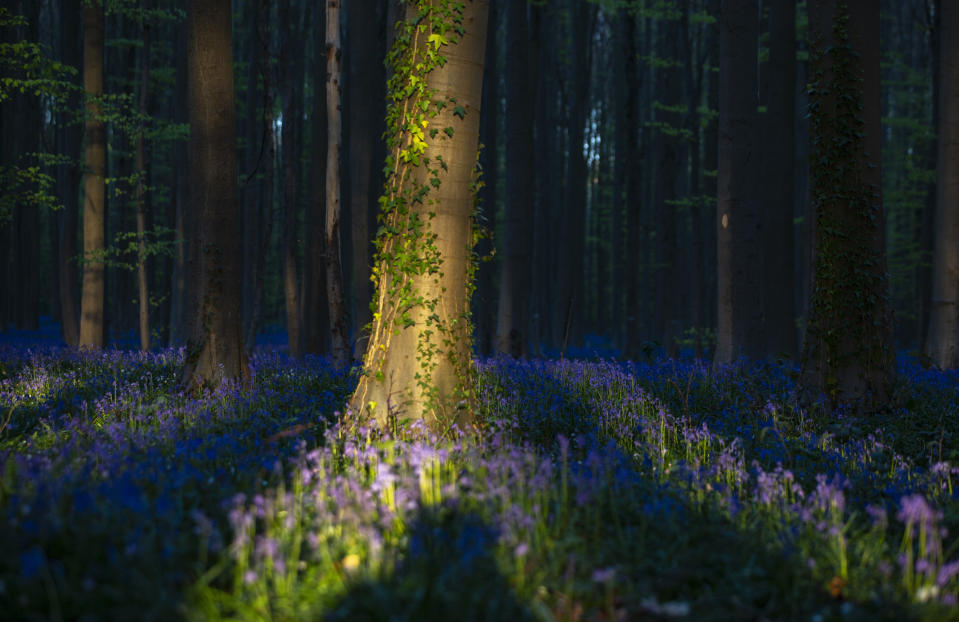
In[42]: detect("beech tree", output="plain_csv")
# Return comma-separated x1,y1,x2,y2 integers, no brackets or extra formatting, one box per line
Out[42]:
801,0,893,404
926,0,959,368
494,0,534,358
714,0,762,365
181,0,250,389
79,0,106,348
349,0,489,432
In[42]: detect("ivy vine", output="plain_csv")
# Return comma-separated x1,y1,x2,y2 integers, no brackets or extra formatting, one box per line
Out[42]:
355,0,485,431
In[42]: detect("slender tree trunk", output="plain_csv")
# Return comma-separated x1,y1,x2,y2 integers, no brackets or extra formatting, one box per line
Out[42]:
280,0,302,357
346,0,383,360
473,0,498,357
494,0,534,358
169,8,188,346
57,0,82,346
304,0,330,356
561,1,596,351
181,0,250,389
245,0,276,349
926,0,959,368
714,0,762,365
135,4,152,351
326,0,349,368
623,10,641,359
801,0,893,404
763,0,797,359
79,1,105,348
240,0,261,349
350,0,489,431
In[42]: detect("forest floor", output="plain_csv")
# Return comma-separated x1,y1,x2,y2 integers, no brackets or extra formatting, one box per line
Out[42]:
1,326,959,621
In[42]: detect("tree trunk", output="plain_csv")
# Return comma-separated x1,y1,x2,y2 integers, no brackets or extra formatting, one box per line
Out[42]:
473,1,498,357
714,0,762,365
763,0,797,359
926,0,959,368
181,0,250,389
350,0,489,432
494,0,534,358
280,0,302,357
135,4,152,351
623,10,641,359
801,0,893,404
169,8,189,346
79,1,105,348
326,0,350,368
347,0,384,360
303,0,330,356
57,0,82,346
245,0,276,349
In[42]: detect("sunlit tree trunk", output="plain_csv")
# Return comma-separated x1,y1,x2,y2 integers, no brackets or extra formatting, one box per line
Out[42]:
494,0,534,358
79,1,105,348
926,0,959,368
181,0,250,389
714,0,762,366
801,0,893,404
326,0,350,368
350,0,489,432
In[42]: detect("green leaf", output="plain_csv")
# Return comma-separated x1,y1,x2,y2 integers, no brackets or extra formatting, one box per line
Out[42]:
452,105,467,119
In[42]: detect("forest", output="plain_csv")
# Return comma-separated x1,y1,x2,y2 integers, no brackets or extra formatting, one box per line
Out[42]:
1,0,959,619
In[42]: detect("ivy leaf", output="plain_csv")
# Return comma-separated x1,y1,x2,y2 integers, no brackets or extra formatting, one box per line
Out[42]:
452,105,467,119
427,33,447,50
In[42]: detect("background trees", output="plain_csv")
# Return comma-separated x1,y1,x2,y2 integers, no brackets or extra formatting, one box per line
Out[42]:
0,0,954,404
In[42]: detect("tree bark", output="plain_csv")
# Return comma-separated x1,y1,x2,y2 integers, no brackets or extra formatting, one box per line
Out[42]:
346,0,384,360
169,8,189,346
763,0,798,359
801,0,893,404
79,1,105,348
350,0,489,432
181,0,250,389
57,0,82,346
303,0,330,356
326,0,350,368
926,0,959,368
135,3,152,351
494,0,535,358
714,0,763,366
280,0,302,357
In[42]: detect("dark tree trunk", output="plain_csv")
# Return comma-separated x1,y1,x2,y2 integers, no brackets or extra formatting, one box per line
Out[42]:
494,0,535,358
303,0,330,356
280,0,302,357
801,0,893,404
181,0,250,389
135,1,153,351
714,0,763,365
926,0,959,368
763,0,798,359
326,0,350,368
169,7,189,346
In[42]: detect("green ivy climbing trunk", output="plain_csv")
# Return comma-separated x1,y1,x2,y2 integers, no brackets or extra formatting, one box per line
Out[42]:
801,0,893,405
180,0,250,390
926,0,959,369
79,1,105,348
349,0,489,434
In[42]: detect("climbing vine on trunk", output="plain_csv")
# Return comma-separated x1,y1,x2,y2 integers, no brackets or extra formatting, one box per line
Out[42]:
349,0,488,435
